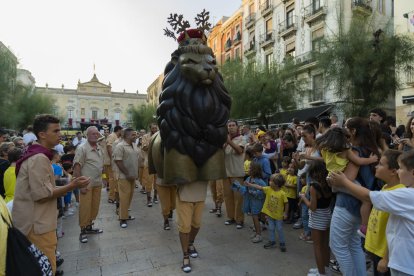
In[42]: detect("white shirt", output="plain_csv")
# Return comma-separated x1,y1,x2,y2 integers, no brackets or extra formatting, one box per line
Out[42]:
23,132,37,145
54,144,64,155
72,137,86,147
370,188,414,275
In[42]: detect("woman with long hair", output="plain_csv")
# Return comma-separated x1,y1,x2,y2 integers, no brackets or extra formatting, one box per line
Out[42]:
397,117,414,152
329,117,379,276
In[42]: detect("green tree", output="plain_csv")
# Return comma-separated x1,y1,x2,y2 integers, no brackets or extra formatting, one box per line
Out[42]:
221,59,300,127
130,104,157,130
316,15,414,116
3,84,55,130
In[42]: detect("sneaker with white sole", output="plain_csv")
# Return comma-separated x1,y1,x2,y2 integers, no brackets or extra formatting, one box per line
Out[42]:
120,220,127,228
251,235,263,243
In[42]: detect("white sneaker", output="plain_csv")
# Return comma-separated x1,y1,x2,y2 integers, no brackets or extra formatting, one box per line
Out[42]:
309,268,318,273
64,211,74,217
251,235,262,243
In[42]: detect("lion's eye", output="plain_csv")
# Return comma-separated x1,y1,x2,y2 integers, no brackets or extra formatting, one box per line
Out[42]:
187,58,197,64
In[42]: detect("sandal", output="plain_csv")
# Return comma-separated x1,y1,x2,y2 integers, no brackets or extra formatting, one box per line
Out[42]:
188,244,198,258
85,224,103,234
181,254,191,273
209,208,217,213
126,216,135,221
108,199,115,204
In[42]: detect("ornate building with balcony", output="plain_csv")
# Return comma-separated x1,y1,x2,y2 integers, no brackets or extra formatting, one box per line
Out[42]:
207,9,243,65
241,0,394,124
146,73,163,106
35,73,147,129
394,0,414,125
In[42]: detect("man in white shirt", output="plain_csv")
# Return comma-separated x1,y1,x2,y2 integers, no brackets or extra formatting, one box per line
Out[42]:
72,132,86,147
23,125,37,145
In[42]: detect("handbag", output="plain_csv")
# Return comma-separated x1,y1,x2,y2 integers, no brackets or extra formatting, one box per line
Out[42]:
1,214,53,276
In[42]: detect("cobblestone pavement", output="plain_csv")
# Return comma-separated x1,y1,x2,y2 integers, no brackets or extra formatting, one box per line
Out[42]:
58,187,318,276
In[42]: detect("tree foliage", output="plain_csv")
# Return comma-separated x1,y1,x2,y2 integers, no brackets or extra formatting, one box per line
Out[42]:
220,59,300,126
1,50,54,130
316,16,414,116
1,84,55,130
130,104,157,130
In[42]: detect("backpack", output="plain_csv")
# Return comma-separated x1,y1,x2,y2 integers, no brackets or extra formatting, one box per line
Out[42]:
1,214,53,276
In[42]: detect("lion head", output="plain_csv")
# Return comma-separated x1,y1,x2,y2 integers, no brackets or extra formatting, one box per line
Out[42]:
157,44,231,167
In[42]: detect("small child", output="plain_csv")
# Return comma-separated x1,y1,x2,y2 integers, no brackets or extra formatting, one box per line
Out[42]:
284,164,298,224
244,147,253,181
62,163,74,217
279,156,291,178
364,150,405,276
51,151,65,238
300,160,332,276
250,143,272,183
330,150,414,276
247,174,289,252
316,127,378,237
234,162,266,243
297,174,312,242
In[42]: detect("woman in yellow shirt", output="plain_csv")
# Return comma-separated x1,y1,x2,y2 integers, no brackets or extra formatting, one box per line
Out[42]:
3,148,22,203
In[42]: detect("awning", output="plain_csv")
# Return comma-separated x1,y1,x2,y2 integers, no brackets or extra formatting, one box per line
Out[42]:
269,104,334,125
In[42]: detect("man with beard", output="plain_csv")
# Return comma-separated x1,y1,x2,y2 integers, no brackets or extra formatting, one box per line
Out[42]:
223,120,246,229
141,123,158,207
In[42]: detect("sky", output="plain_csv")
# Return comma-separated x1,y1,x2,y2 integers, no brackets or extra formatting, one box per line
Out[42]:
0,0,241,94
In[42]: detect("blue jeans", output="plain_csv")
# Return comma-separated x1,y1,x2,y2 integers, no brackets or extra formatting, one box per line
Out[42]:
301,204,311,236
267,218,285,245
330,207,366,276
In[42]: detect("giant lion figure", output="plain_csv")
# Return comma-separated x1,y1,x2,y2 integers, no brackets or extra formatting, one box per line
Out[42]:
149,29,231,185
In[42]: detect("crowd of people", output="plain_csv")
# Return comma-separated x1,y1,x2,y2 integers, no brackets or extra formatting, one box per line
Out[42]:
0,107,414,276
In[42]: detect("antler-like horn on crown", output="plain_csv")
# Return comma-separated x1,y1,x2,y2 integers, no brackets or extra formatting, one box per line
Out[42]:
167,13,190,34
195,9,211,32
163,28,176,40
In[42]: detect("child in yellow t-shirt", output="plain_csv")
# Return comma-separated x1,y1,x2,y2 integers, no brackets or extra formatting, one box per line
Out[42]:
279,156,290,179
364,150,405,275
317,127,379,237
247,174,288,252
283,164,297,224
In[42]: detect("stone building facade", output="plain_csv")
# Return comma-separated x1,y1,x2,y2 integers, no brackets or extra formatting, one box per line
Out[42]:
36,74,147,129
207,8,244,65
240,0,394,123
394,0,414,126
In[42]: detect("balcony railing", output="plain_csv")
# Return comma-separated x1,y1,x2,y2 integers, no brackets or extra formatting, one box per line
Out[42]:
308,88,325,104
233,31,242,45
352,0,372,14
295,51,316,66
304,0,327,24
260,1,273,17
244,40,256,56
245,13,256,29
259,31,275,48
224,39,232,51
279,16,297,38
